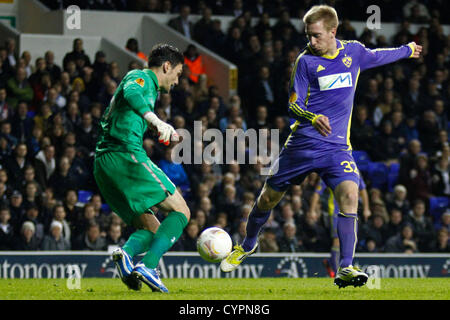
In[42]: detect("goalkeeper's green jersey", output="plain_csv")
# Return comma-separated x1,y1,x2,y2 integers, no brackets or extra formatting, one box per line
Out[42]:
95,69,160,156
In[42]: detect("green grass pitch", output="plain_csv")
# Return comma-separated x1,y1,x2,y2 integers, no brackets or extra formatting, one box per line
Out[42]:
0,278,449,300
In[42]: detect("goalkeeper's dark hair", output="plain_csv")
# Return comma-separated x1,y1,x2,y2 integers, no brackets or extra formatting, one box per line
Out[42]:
148,43,184,68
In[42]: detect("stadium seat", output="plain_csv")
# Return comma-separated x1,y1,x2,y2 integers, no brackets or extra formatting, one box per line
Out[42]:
78,190,93,203
367,162,388,190
429,197,449,221
101,203,111,213
352,150,371,173
387,163,400,192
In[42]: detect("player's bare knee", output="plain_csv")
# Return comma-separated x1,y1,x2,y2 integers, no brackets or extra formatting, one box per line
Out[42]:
340,190,358,206
173,197,191,221
180,203,191,221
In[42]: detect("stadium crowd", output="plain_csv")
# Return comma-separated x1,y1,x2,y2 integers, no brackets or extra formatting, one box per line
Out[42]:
0,0,448,254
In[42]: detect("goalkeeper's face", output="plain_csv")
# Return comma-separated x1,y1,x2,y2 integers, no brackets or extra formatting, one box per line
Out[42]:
160,62,183,93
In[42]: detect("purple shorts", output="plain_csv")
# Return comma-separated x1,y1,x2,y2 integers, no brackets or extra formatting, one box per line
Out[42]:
266,138,360,192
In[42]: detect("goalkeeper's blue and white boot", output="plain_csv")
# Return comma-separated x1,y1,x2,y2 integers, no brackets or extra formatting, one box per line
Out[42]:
132,263,169,293
112,248,142,291
334,265,368,288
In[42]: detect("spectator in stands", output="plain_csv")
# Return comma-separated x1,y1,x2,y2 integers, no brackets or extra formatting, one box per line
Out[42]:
371,120,402,162
51,203,71,242
125,38,148,61
34,144,56,190
436,130,449,155
14,221,40,250
63,38,91,72
385,208,405,240
250,65,275,115
258,228,279,252
0,88,12,122
402,78,425,118
9,190,24,225
204,19,226,53
33,101,52,133
108,61,121,85
0,206,14,250
44,50,61,82
29,57,47,88
62,189,81,224
184,45,205,84
91,51,109,83
41,220,71,250
193,6,213,45
360,214,389,250
432,99,447,130
386,184,411,216
232,219,246,245
48,156,80,200
75,112,98,151
97,79,117,107
298,210,329,252
430,228,449,252
73,221,105,250
418,110,441,155
180,219,200,251
104,223,126,249
217,184,240,225
0,56,10,89
5,38,17,69
406,154,433,202
408,199,435,252
158,147,190,196
277,221,304,252
431,156,450,197
350,105,374,152
223,26,244,65
385,223,418,253
3,143,31,190
434,210,450,232
1,121,17,149
45,87,65,111
19,203,44,243
399,139,422,185
6,67,34,109
168,4,194,39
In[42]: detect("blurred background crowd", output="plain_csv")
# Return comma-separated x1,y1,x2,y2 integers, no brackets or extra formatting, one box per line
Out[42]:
0,0,448,254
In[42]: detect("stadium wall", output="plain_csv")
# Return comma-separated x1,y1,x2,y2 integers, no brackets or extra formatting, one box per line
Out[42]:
17,0,63,35
0,252,448,279
0,15,19,45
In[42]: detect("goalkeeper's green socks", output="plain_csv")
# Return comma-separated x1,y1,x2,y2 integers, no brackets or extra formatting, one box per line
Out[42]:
123,229,155,258
142,211,188,269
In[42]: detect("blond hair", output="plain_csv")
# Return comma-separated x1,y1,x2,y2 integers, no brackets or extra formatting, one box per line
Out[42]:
303,5,339,31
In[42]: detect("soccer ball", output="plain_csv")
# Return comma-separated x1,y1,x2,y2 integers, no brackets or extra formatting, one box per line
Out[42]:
197,227,233,263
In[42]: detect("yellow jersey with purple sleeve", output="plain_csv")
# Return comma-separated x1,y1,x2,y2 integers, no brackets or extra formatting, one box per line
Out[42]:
266,39,414,192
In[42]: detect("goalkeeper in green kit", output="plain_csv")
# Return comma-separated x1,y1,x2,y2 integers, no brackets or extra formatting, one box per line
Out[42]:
94,44,190,293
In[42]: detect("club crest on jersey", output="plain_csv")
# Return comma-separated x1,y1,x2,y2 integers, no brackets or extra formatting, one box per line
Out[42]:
318,72,352,91
342,56,352,68
135,78,145,87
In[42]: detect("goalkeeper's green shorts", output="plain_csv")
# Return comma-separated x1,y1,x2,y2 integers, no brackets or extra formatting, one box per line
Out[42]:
93,151,176,225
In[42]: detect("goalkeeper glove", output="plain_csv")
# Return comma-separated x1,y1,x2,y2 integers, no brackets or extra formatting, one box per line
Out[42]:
143,112,178,146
